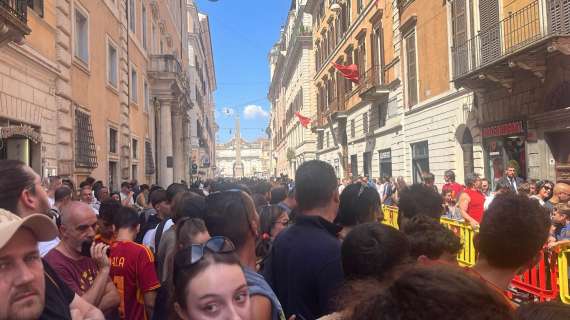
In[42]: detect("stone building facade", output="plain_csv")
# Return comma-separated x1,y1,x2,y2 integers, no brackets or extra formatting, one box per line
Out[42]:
216,137,271,179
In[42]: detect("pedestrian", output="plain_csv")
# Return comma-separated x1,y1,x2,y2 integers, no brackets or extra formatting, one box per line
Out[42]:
481,178,491,196
471,194,550,299
0,209,59,320
46,175,63,208
318,223,412,320
402,215,461,265
547,203,570,248
171,238,252,320
422,172,438,194
256,204,289,268
95,199,121,246
120,182,135,207
441,170,464,200
530,180,554,210
0,160,103,319
442,189,461,220
141,189,169,250
44,201,120,315
79,185,99,215
110,206,160,320
498,165,523,194
458,173,486,229
484,180,511,211
265,160,343,319
277,185,296,215
381,176,395,206
549,183,570,207
336,182,381,240
349,266,515,320
205,189,285,320
397,183,444,228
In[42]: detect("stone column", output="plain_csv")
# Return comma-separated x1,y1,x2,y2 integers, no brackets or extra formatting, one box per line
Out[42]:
159,100,174,187
172,104,184,183
182,113,191,183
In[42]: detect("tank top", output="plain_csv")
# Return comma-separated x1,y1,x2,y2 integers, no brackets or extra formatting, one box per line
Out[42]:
464,188,485,223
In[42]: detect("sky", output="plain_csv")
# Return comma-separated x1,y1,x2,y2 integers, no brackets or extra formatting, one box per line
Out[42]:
195,0,291,144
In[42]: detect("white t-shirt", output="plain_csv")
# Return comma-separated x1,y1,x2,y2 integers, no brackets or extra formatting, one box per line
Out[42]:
143,219,174,251
39,238,60,257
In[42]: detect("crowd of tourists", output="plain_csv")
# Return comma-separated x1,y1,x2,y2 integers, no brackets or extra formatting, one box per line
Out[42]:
0,159,569,320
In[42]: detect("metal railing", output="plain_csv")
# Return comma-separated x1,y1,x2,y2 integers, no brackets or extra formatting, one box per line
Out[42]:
0,0,27,23
452,0,570,80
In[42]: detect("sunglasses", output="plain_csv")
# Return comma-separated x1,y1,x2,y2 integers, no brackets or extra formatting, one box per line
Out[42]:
173,236,236,270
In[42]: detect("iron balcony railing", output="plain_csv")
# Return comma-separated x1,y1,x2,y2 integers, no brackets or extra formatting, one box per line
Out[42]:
0,0,27,24
452,0,570,80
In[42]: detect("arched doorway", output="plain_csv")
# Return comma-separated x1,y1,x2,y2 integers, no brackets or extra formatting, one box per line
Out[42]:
461,128,474,176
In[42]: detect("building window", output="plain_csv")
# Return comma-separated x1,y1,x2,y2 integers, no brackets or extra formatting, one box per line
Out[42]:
411,141,429,184
28,0,44,17
350,119,355,138
379,149,392,179
144,80,149,112
107,40,118,87
317,131,324,150
109,161,117,191
142,4,147,49
405,30,418,107
74,7,89,64
131,165,138,181
74,109,97,169
363,152,372,177
326,131,330,148
363,112,369,135
152,23,157,54
129,0,136,33
132,138,138,159
351,154,358,177
109,128,118,154
131,66,138,103
145,141,156,175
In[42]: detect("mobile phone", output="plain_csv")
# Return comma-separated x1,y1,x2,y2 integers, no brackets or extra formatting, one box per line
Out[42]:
80,240,111,258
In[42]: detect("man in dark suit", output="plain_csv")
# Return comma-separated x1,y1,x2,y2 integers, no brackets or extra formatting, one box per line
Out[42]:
498,165,524,194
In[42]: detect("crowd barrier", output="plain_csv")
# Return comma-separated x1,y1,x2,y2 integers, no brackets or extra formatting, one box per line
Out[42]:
380,205,570,304
381,205,399,229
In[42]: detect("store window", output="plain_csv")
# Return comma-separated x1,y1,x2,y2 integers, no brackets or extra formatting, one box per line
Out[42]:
378,149,392,178
411,141,429,183
483,121,526,184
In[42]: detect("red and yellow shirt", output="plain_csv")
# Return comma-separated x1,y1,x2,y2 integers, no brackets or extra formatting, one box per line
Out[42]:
110,241,160,320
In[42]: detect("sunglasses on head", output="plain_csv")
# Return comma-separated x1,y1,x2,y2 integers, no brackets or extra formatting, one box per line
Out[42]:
173,236,236,270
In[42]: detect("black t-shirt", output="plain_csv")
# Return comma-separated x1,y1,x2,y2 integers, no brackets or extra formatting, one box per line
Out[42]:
40,259,74,320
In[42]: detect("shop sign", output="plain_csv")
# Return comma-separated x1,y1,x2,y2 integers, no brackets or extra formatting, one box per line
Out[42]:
482,121,525,139
0,125,42,143
379,149,391,160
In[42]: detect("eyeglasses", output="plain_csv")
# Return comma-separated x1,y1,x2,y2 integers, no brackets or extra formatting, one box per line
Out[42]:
173,236,236,270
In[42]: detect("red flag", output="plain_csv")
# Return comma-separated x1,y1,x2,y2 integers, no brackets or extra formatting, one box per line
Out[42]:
295,112,312,128
332,63,360,84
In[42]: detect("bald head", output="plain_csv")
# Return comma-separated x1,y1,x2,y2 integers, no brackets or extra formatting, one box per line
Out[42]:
60,201,95,226
59,201,98,254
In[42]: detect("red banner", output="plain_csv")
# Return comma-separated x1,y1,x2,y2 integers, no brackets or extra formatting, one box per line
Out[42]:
295,112,312,128
332,63,360,84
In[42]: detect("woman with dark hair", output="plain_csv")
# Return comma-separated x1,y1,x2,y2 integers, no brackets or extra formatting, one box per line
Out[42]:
318,223,412,320
336,183,381,240
531,180,554,210
256,205,289,261
172,237,253,320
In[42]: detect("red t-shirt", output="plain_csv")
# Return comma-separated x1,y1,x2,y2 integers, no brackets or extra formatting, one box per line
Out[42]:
110,241,160,320
464,188,485,223
44,248,100,295
442,182,464,199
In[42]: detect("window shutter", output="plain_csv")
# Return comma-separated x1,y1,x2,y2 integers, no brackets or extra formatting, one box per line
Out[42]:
74,108,98,169
405,31,418,106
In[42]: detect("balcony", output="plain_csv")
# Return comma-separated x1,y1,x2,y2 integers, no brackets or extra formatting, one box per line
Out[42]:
148,54,191,106
452,0,570,87
317,95,346,127
358,65,395,101
0,0,30,45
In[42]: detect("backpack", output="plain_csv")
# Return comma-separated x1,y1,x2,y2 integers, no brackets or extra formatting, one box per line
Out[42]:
135,208,161,244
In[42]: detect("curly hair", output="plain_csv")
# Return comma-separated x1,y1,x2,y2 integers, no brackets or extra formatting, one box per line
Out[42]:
402,215,462,260
397,184,444,227
478,193,550,269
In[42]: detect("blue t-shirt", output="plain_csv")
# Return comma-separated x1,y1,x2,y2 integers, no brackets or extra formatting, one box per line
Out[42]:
243,267,285,320
556,224,570,241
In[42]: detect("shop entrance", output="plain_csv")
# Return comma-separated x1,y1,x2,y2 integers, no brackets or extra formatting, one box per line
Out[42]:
0,123,42,173
545,131,570,184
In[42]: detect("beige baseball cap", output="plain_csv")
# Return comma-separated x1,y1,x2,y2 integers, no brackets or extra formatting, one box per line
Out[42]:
0,208,58,250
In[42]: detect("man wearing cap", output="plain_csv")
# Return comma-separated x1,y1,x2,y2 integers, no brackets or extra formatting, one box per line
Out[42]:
0,209,57,320
0,160,104,320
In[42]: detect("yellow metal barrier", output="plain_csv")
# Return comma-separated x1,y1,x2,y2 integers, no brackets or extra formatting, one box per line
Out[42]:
381,205,399,229
439,218,477,268
558,246,570,304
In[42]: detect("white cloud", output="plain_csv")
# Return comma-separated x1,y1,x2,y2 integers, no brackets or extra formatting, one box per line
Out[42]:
243,105,269,119
221,107,235,116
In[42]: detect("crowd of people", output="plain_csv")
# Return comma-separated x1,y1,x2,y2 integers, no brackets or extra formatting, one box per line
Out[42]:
0,158,569,320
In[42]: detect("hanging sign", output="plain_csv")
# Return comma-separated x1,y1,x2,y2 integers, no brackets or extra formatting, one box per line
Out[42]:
482,121,525,139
